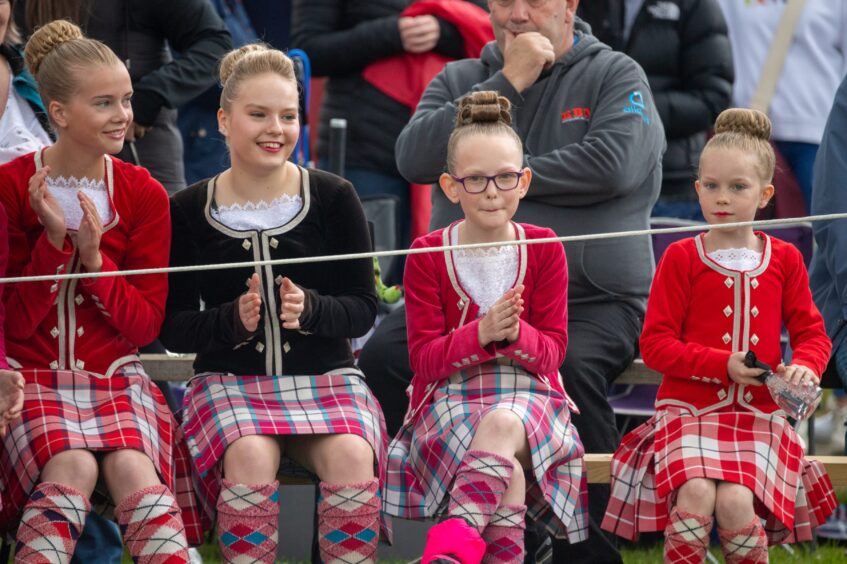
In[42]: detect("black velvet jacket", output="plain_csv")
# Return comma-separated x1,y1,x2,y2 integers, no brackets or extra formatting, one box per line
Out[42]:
159,167,377,376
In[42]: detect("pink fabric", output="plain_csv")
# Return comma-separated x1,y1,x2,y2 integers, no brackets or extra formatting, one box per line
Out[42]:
317,479,380,563
446,450,513,532
663,506,713,564
718,517,769,564
15,482,90,564
422,517,486,564
216,479,279,564
115,484,188,564
482,503,526,564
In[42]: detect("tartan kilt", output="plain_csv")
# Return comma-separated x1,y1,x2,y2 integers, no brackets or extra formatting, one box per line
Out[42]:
383,362,588,544
601,407,837,543
181,371,391,540
0,364,206,545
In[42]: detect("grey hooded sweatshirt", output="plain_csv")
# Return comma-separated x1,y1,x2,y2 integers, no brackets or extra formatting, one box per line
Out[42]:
396,20,665,310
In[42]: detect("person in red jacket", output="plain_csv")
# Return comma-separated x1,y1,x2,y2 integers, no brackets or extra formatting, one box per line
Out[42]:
0,203,24,441
602,109,836,563
383,91,586,563
0,20,197,562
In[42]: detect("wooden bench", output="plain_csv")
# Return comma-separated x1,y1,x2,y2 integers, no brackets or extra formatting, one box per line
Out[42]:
140,354,847,486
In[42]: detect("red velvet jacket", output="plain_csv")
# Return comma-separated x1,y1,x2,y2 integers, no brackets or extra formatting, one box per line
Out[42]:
0,150,170,376
641,233,831,415
403,222,569,425
0,203,8,370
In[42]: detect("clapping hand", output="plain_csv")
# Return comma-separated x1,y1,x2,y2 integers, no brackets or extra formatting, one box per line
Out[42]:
478,284,524,347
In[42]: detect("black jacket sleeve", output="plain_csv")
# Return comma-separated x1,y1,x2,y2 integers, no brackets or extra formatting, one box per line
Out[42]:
297,180,377,338
159,197,253,354
291,0,406,76
652,0,733,140
131,0,232,126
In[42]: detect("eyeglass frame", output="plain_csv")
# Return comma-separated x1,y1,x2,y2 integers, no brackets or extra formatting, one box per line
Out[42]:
448,170,526,194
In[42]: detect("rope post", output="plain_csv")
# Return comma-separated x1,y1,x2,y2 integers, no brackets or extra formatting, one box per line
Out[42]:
328,118,347,178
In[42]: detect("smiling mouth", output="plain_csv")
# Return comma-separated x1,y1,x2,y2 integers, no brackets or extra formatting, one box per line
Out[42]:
258,142,282,151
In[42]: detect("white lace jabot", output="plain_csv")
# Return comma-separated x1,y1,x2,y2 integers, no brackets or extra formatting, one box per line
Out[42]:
707,247,762,272
212,193,303,231
46,176,113,231
451,224,518,315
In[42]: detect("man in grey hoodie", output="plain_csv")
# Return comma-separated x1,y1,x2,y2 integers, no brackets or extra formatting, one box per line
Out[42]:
358,1,665,561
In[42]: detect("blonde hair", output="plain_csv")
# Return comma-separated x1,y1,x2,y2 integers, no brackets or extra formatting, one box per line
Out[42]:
24,19,122,107
219,43,297,111
446,91,522,172
701,108,775,183
3,0,22,46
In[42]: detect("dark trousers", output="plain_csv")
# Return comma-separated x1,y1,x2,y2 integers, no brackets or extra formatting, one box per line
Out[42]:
358,300,641,563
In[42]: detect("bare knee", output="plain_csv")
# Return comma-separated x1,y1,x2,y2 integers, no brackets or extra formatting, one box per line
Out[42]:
223,435,281,485
715,483,755,528
41,449,99,497
676,478,716,515
102,449,161,503
315,435,374,483
472,409,528,461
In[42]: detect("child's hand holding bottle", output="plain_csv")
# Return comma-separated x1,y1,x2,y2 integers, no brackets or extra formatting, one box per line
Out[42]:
477,284,524,348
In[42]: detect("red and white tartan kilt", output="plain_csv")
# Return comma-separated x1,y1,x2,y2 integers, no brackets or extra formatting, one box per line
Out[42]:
181,371,391,540
0,364,206,545
383,363,588,544
601,407,837,543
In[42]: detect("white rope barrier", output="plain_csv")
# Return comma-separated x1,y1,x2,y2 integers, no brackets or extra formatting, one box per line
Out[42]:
1,213,844,284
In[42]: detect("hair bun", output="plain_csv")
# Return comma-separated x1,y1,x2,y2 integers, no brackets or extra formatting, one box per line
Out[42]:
219,43,270,85
714,108,772,141
25,20,84,77
456,91,512,127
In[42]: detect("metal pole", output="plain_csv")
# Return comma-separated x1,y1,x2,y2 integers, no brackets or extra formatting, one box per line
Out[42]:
328,118,347,178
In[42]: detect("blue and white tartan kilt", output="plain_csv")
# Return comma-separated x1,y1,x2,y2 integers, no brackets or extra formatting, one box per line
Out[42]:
383,362,588,543
181,371,391,540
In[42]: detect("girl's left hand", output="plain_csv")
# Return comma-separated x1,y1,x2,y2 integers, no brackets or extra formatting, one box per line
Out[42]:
76,192,103,272
279,277,306,330
775,363,820,387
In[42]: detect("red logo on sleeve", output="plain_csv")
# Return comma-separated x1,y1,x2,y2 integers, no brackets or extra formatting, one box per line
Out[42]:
561,107,592,123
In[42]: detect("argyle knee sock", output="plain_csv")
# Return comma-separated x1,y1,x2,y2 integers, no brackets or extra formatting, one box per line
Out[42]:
317,478,380,564
447,450,514,533
215,479,279,564
718,517,769,564
663,506,714,564
482,504,526,563
15,482,90,564
114,484,188,564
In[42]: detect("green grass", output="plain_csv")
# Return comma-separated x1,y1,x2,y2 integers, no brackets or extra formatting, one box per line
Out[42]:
621,541,846,563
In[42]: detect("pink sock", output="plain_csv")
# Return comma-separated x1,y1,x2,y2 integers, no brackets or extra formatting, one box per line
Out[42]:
317,478,380,564
15,482,90,564
482,504,526,563
114,484,189,564
664,506,713,564
447,450,514,532
216,479,280,564
718,517,769,564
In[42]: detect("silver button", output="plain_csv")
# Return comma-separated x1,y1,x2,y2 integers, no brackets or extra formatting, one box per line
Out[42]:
75,295,84,305
723,306,732,317
283,342,291,353
77,327,84,337
75,359,85,370
49,361,58,369
751,334,759,346
270,238,279,249
50,327,59,338
751,279,759,289
751,306,759,317
722,332,731,344
724,277,734,288
255,342,265,353
242,240,252,250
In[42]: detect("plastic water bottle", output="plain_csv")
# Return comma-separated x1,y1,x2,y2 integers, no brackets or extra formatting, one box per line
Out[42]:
744,351,822,421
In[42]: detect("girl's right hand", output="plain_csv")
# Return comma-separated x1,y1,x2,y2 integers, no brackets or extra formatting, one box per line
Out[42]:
238,273,262,333
28,166,66,249
727,351,764,386
478,285,524,348
0,369,25,437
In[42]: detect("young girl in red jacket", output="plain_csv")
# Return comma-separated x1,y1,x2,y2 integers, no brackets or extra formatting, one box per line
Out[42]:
383,91,587,564
0,20,198,562
601,108,836,563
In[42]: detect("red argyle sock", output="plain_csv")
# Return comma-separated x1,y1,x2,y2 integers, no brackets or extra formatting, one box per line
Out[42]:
482,504,526,563
447,450,514,533
114,484,188,564
15,482,90,564
718,517,769,564
216,479,279,564
663,506,713,564
317,478,380,564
